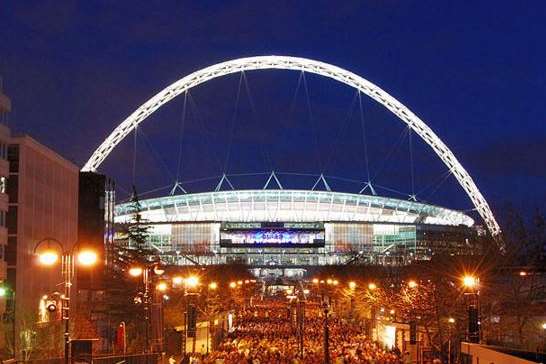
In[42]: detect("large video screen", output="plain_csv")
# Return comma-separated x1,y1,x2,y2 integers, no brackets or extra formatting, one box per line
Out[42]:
220,222,325,248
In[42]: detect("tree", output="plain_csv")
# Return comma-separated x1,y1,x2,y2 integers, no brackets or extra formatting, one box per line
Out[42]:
102,186,159,353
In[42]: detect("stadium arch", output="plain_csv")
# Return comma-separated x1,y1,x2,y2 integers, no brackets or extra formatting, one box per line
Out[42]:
81,56,501,236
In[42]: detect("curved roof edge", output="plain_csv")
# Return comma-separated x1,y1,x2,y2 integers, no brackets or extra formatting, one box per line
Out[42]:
116,190,474,227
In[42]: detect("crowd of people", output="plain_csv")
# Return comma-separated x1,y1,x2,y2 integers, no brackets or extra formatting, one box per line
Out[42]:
193,297,403,363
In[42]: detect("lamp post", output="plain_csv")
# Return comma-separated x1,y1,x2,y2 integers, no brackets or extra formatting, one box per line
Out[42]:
128,263,165,353
183,275,200,355
367,282,378,339
319,281,333,364
34,238,98,364
462,275,480,343
206,281,217,354
447,317,455,364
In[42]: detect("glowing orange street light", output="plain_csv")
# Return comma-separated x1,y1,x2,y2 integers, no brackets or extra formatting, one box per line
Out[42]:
312,278,319,284
77,250,98,267
333,280,339,286
229,282,237,289
326,278,333,285
156,281,168,292
129,266,144,277
33,238,101,364
408,280,418,289
448,317,455,324
209,282,218,290
368,282,377,290
172,276,184,285
303,289,310,295
38,250,59,266
462,275,478,289
349,281,357,290
185,275,199,289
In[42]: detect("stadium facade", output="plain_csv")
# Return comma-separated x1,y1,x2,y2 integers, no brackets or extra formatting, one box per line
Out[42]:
115,188,479,277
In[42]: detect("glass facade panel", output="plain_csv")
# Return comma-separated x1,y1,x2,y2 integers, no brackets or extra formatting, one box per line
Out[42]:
170,223,219,254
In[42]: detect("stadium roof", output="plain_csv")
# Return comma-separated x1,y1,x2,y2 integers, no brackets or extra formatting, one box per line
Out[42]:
115,190,474,227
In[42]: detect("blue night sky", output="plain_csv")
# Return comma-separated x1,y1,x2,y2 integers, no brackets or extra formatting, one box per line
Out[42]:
1,1,545,225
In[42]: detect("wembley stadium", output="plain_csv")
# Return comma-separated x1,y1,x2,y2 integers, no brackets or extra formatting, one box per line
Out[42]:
114,188,479,277
82,55,499,277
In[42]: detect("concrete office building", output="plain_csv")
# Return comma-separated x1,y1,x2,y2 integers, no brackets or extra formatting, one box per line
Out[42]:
6,135,79,357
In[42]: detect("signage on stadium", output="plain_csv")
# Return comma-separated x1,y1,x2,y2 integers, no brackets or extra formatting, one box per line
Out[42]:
220,222,325,248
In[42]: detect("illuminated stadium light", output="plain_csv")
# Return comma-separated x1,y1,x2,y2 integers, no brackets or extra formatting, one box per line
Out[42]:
82,56,500,237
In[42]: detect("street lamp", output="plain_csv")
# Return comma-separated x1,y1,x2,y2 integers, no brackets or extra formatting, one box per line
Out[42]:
38,250,59,266
129,266,144,277
462,274,480,343
172,276,184,286
34,238,98,364
77,250,98,266
368,282,377,291
447,317,455,364
408,280,418,289
128,263,165,353
462,275,478,289
185,275,200,289
156,281,168,292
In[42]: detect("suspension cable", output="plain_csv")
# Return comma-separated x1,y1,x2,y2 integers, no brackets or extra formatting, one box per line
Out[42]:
422,169,455,202
408,126,416,197
242,72,273,171
175,91,188,182
288,71,304,116
137,127,176,182
371,126,409,182
224,72,244,173
132,126,137,185
415,169,453,197
186,92,223,172
322,90,359,174
358,91,371,183
302,72,323,170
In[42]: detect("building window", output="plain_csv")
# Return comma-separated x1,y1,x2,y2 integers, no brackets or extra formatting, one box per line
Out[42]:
6,237,16,266
0,176,6,193
6,206,17,233
7,145,19,173
6,175,16,203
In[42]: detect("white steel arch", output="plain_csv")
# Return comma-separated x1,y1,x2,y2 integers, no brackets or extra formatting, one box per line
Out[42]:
82,56,501,236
